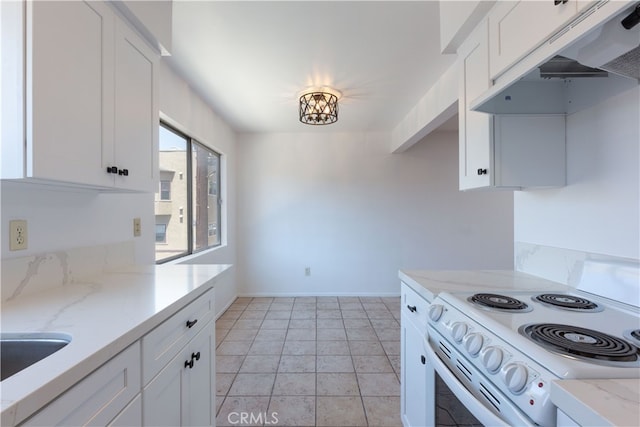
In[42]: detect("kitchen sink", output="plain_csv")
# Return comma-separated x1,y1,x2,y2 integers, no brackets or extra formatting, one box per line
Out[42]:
1,333,71,381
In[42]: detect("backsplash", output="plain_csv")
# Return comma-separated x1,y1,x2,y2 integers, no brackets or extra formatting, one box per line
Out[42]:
1,241,135,302
515,241,640,289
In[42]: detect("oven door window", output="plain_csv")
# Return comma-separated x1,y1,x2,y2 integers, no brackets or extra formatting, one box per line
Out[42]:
435,372,483,426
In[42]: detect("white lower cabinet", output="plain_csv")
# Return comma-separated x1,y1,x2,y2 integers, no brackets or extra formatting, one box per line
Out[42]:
21,343,141,426
18,289,215,427
142,321,215,427
400,283,433,427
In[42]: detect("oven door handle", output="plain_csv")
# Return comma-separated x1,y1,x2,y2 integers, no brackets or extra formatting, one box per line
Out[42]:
423,334,511,427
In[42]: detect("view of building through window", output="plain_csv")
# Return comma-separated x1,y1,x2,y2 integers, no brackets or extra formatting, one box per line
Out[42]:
155,124,221,262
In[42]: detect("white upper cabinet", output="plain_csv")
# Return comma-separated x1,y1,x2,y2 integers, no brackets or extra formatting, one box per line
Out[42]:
458,20,566,191
488,0,596,79
2,0,159,192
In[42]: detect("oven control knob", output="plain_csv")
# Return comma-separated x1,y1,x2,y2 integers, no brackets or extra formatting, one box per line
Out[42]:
480,346,503,372
501,363,529,394
463,332,484,356
451,322,468,343
428,304,444,322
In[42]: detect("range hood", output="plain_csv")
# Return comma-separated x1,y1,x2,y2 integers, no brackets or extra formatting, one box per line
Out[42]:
472,2,640,115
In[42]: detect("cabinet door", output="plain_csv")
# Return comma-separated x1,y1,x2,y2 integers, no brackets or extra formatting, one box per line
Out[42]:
401,312,432,427
458,20,493,190
27,0,114,187
182,322,215,427
108,395,142,427
143,321,214,427
21,343,141,426
113,19,158,192
489,0,578,79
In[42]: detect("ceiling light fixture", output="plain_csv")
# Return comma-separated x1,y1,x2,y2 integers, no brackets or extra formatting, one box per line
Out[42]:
299,91,338,125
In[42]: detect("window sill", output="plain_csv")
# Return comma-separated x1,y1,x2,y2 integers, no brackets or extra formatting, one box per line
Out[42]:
164,244,227,265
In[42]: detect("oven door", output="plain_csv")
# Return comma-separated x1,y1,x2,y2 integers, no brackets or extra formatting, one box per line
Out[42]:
423,327,535,427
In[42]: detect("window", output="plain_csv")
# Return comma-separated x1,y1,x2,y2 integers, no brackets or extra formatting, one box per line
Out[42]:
159,180,171,200
155,224,167,243
155,123,222,263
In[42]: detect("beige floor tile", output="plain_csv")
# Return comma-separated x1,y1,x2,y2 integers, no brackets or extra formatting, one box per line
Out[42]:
317,309,342,319
240,355,280,373
265,310,292,320
216,332,228,347
216,355,245,373
295,296,317,303
381,341,400,356
316,340,350,355
363,396,402,427
252,297,274,303
260,319,289,329
353,356,394,373
316,373,359,396
239,310,267,320
272,373,316,395
346,328,378,341
279,355,316,372
338,297,360,303
268,396,315,426
216,373,235,396
282,340,316,355
232,319,263,329
388,355,401,375
316,396,367,426
270,302,294,311
217,341,252,356
339,302,363,310
341,310,368,319
293,302,317,311
317,328,347,341
343,318,371,328
370,319,399,329
348,341,385,355
215,395,225,416
255,328,287,341
248,340,284,355
366,310,395,319
219,310,243,321
216,319,236,329
286,328,316,341
357,373,400,396
224,328,259,341
247,302,272,311
273,297,295,303
288,318,317,329
361,303,386,311
375,328,400,341
291,310,316,319
317,302,339,310
317,355,354,373
317,318,344,328
228,373,276,396
216,396,270,427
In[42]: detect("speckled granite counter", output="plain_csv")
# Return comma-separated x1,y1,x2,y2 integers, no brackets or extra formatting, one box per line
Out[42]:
1,264,230,426
552,379,640,426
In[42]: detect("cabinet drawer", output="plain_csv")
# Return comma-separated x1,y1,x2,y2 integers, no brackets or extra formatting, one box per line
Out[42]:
401,283,429,327
142,289,214,384
21,343,141,426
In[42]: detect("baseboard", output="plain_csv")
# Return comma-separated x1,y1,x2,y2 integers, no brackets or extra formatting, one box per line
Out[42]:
236,292,401,298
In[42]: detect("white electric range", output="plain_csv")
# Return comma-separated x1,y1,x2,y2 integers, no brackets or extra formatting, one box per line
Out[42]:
424,263,640,426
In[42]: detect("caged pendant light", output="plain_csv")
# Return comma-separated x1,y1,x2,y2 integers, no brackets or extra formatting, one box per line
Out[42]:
299,91,338,125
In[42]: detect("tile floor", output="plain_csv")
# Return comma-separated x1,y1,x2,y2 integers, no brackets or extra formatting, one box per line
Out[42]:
215,296,402,427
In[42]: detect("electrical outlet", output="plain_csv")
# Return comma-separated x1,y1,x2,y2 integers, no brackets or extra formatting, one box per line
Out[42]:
133,218,141,237
9,220,28,251
305,267,311,276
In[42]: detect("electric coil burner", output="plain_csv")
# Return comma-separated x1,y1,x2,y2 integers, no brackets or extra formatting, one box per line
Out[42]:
534,293,602,312
468,293,532,312
521,323,640,366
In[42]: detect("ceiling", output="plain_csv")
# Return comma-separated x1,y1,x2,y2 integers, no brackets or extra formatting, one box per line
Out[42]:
167,1,457,134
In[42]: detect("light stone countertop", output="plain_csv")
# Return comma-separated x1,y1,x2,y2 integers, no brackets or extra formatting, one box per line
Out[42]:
399,269,571,302
399,269,640,427
552,379,640,426
0,263,231,426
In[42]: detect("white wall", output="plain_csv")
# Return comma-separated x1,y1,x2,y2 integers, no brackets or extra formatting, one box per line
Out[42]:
0,184,155,263
237,130,514,296
514,87,640,259
158,61,238,317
